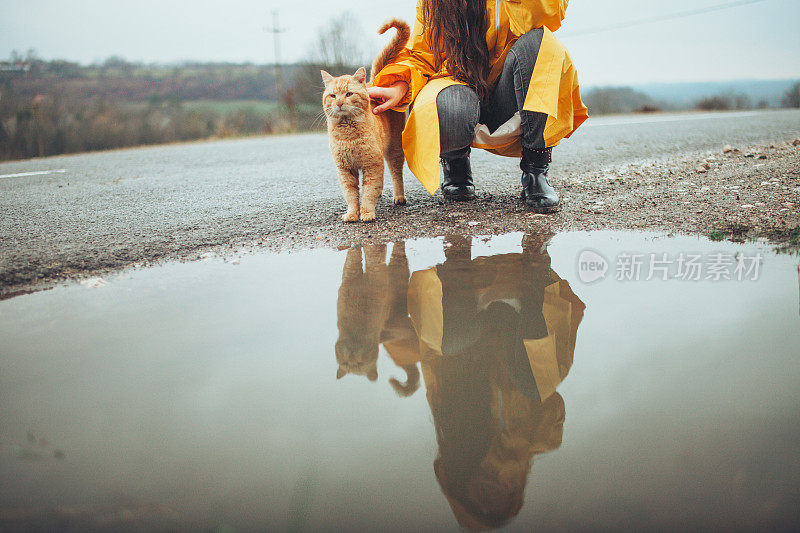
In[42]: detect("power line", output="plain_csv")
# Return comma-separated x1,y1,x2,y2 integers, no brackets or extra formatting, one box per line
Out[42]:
562,0,768,38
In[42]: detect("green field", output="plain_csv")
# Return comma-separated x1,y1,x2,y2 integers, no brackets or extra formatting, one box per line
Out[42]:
182,99,281,114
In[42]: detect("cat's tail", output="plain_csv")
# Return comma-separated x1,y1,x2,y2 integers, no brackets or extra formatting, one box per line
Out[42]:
389,364,420,398
370,19,411,82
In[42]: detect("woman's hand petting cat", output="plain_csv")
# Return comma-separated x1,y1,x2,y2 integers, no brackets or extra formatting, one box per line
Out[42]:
368,81,409,114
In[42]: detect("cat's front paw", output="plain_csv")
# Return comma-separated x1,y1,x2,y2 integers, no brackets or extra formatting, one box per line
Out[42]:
342,211,359,222
360,210,376,222
393,196,407,205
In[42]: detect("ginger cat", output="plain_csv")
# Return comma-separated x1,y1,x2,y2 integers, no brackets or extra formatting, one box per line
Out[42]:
321,19,409,222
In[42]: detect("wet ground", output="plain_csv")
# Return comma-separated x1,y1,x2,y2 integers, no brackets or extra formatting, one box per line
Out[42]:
1,231,799,532
1,109,799,295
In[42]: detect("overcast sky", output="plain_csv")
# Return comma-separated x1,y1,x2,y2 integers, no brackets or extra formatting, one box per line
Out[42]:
1,0,798,86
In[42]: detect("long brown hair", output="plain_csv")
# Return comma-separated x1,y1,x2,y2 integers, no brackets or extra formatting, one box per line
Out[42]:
422,0,490,103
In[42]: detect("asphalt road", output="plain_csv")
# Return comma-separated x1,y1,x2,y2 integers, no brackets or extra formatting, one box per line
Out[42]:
1,109,799,291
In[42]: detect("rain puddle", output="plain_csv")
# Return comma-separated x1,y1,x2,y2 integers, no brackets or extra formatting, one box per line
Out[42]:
1,231,798,532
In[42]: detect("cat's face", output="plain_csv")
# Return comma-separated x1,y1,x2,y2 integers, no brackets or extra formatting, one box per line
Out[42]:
335,338,379,382
321,67,370,120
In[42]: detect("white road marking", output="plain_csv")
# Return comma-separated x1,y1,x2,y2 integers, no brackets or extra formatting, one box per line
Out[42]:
0,169,68,179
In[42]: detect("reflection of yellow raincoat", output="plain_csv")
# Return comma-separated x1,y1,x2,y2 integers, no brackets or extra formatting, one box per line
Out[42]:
373,0,588,194
407,258,584,401
405,253,585,529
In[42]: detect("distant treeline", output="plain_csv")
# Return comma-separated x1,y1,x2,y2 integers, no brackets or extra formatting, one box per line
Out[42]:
9,59,283,101
1,52,799,160
583,81,800,115
0,56,334,160
582,87,661,114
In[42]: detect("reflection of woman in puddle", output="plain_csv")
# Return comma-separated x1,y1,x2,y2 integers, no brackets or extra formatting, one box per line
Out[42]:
407,234,585,529
334,234,585,529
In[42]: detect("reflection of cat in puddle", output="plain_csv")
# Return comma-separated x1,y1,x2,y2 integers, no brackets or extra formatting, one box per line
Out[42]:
334,242,420,396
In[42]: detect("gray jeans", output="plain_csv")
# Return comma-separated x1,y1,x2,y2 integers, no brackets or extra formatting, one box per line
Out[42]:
436,28,548,158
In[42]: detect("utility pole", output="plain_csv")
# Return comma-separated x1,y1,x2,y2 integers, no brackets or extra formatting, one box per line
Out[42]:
264,11,287,101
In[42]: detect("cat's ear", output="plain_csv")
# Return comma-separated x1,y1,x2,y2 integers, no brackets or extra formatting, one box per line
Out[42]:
353,67,367,84
367,366,378,382
336,366,347,380
320,70,334,85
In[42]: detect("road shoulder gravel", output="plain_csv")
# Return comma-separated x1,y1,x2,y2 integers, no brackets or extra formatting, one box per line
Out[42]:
2,138,798,299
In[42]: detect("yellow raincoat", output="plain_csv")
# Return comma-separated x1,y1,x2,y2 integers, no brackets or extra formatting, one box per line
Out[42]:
373,0,588,194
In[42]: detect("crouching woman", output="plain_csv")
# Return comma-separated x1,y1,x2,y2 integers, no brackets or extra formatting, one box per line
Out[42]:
369,0,588,212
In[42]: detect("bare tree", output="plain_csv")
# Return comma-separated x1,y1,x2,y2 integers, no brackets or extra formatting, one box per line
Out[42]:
292,12,369,106
783,81,800,108
308,12,368,69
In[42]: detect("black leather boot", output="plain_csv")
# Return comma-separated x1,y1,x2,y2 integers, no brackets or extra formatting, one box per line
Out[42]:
521,147,559,213
440,147,476,201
